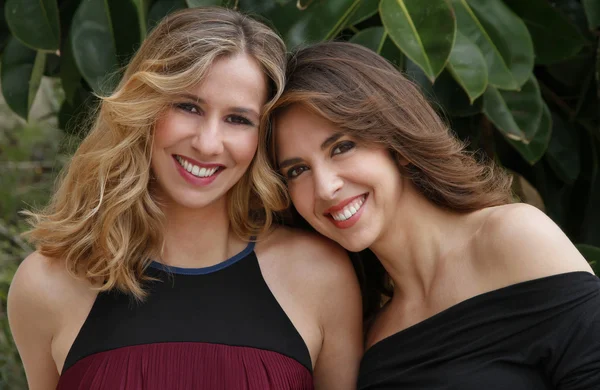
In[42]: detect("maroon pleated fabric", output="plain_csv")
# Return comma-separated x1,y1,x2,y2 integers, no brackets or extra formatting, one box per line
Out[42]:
57,342,314,390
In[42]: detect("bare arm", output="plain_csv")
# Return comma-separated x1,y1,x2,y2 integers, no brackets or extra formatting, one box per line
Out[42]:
8,252,60,389
312,243,363,390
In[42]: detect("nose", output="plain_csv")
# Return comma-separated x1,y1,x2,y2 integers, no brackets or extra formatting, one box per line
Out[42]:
191,118,224,156
313,165,343,201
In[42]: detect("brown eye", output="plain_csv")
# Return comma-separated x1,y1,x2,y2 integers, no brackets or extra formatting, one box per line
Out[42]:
226,115,254,126
332,141,355,156
175,103,201,114
286,165,309,179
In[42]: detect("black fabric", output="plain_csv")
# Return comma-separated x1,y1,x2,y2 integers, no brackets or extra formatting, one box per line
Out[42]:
358,272,600,390
63,250,312,373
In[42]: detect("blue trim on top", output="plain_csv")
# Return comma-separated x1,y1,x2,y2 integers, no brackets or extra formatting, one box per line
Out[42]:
149,241,256,275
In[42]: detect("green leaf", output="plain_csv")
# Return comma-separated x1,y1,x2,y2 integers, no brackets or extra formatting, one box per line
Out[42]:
349,27,385,53
583,0,600,30
4,0,60,51
380,0,455,81
380,35,405,69
270,0,361,48
503,0,587,65
60,34,81,105
405,59,482,117
106,0,143,64
575,244,600,271
446,30,487,103
483,76,544,142
504,103,552,165
147,0,186,30
545,112,580,184
132,0,151,39
0,36,46,119
186,0,221,6
58,85,96,135
346,0,379,27
453,0,533,91
70,0,119,94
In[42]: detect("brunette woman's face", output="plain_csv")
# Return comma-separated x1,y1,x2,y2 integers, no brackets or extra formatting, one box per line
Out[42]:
151,53,267,210
275,104,406,252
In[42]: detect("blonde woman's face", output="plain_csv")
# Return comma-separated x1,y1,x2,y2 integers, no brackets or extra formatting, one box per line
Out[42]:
275,105,405,252
151,53,267,210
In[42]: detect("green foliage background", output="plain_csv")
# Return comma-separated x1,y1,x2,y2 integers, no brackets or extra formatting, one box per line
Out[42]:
0,0,599,387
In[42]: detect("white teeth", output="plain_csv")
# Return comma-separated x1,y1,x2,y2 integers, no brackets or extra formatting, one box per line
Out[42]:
330,195,366,222
175,156,219,178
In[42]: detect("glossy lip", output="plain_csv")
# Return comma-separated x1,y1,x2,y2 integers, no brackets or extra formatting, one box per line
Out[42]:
324,193,368,230
323,193,368,215
172,155,225,186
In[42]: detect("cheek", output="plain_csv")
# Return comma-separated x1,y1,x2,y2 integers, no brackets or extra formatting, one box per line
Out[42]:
289,182,313,217
230,131,258,165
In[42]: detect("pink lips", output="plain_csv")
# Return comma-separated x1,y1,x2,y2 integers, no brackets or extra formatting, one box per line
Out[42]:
324,194,368,229
173,155,224,186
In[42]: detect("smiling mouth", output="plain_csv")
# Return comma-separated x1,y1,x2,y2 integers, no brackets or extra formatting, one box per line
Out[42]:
328,194,367,222
174,155,223,178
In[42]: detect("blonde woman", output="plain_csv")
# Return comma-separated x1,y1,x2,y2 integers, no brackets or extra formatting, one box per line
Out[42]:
269,42,600,389
8,10,362,390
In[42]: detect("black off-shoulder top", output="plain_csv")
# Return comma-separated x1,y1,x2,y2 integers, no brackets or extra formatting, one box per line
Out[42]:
358,272,600,390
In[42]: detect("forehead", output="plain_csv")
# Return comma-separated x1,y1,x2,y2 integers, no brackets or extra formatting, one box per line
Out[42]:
275,104,341,155
193,53,268,110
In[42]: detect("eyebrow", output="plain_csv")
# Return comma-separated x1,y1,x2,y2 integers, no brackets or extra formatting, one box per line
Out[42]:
278,132,345,169
177,93,260,118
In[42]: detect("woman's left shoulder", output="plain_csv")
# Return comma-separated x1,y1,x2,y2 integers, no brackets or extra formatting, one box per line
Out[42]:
257,226,351,271
473,203,593,282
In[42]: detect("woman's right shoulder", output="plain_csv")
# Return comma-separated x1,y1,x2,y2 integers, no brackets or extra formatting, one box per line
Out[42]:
8,251,92,324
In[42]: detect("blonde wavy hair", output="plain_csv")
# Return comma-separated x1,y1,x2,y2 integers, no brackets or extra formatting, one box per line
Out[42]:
268,42,513,211
24,7,288,298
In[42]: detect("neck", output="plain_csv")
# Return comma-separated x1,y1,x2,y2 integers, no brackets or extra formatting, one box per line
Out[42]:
158,195,242,268
370,181,472,302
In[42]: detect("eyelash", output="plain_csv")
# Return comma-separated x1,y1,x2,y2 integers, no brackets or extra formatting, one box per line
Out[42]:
285,140,356,180
174,103,255,126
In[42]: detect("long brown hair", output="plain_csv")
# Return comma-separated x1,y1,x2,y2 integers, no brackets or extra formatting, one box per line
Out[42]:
267,41,513,317
24,7,288,299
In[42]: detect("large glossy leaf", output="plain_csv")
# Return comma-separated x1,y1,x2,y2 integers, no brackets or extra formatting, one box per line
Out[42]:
446,30,487,103
405,59,482,117
504,103,552,164
346,0,379,27
106,0,142,64
1,36,46,119
453,0,533,91
483,76,544,142
503,0,586,65
269,0,360,48
237,0,279,14
583,0,600,30
380,0,455,81
70,0,119,94
147,0,186,30
349,27,385,53
60,34,81,105
58,85,96,135
132,0,151,39
380,35,404,69
5,0,60,51
186,0,221,6
545,112,580,184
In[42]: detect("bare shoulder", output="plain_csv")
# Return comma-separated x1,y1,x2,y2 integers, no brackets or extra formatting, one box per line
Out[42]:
473,203,593,284
256,225,356,285
8,251,92,332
